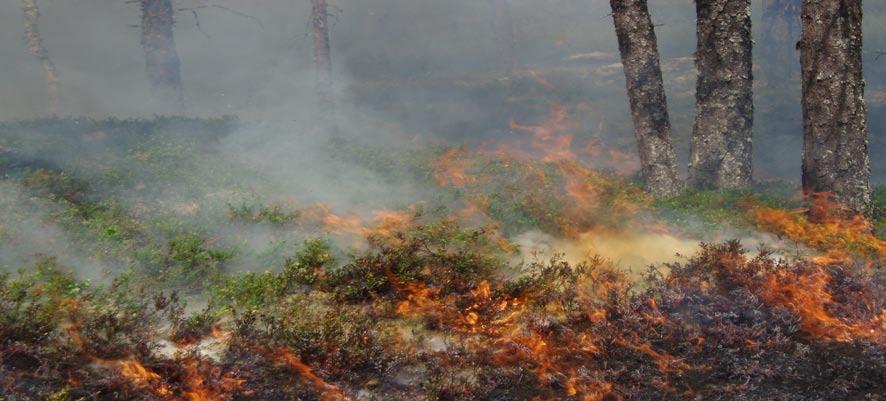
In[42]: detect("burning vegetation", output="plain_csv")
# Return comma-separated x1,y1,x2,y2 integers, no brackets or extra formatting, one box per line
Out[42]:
2,0,886,398
1,118,884,401
1,218,884,400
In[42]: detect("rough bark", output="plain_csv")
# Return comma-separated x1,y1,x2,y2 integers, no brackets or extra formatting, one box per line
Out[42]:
688,0,754,190
21,0,59,115
491,0,517,72
141,0,184,111
800,0,870,213
609,0,682,198
760,0,802,87
311,0,333,113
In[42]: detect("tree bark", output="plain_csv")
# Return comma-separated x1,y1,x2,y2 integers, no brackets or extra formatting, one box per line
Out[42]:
760,0,802,88
21,0,59,115
688,0,754,190
609,0,682,198
141,0,184,111
311,0,333,113
491,0,517,72
800,0,870,213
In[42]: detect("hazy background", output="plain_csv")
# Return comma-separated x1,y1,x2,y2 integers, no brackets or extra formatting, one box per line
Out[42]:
1,0,884,182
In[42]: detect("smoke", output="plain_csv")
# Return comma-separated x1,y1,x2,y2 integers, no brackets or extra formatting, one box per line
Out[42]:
0,1,882,179
510,214,793,280
0,181,110,280
0,0,884,281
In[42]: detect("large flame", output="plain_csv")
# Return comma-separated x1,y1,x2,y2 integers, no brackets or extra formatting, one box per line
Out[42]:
758,265,885,344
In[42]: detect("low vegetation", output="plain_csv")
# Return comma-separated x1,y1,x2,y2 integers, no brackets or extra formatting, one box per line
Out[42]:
1,118,883,400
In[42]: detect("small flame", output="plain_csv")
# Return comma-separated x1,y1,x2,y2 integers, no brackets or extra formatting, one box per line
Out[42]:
96,359,173,397
527,69,554,91
433,147,478,187
273,348,349,401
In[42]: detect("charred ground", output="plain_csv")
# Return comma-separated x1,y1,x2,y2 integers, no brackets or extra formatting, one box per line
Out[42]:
0,119,884,401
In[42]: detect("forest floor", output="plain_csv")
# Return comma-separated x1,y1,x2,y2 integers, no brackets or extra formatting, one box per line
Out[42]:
0,118,883,401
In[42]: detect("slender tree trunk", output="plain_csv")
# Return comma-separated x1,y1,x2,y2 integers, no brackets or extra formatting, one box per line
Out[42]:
311,0,333,114
800,0,870,213
760,0,802,87
21,0,59,115
688,0,754,190
609,0,682,198
141,0,184,111
491,0,516,72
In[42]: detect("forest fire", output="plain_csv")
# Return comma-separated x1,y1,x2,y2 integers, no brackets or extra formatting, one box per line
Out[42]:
297,203,415,242
759,264,885,344
2,0,885,400
509,101,576,162
272,348,349,401
105,359,172,397
750,192,885,260
1,208,885,399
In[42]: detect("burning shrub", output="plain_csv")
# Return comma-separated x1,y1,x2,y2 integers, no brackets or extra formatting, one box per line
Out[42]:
2,222,885,400
325,220,506,302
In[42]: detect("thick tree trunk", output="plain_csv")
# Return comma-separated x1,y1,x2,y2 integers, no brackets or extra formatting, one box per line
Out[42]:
688,0,754,190
800,0,870,213
491,0,517,72
609,0,682,198
311,0,333,113
760,0,802,87
21,0,59,115
141,0,184,111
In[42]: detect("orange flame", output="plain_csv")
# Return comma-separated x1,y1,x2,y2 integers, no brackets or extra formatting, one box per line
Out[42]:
96,359,173,397
273,347,349,401
615,339,691,374
433,147,478,187
758,266,885,344
750,193,884,260
509,102,575,162
527,69,554,91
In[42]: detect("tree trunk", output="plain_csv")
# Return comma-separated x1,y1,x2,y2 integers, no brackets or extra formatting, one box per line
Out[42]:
688,0,754,190
141,0,184,111
609,0,682,198
491,0,517,72
760,0,802,88
799,0,870,213
21,0,59,115
311,0,333,113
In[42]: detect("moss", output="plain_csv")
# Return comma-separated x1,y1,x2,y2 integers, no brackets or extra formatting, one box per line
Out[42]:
654,188,798,233
45,387,84,401
228,201,300,225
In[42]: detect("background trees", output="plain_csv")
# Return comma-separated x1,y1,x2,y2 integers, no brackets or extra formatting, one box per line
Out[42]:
311,0,333,108
20,0,58,115
800,0,871,213
688,0,754,190
2,0,880,213
490,0,517,72
760,0,802,87
140,0,185,110
609,0,682,197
